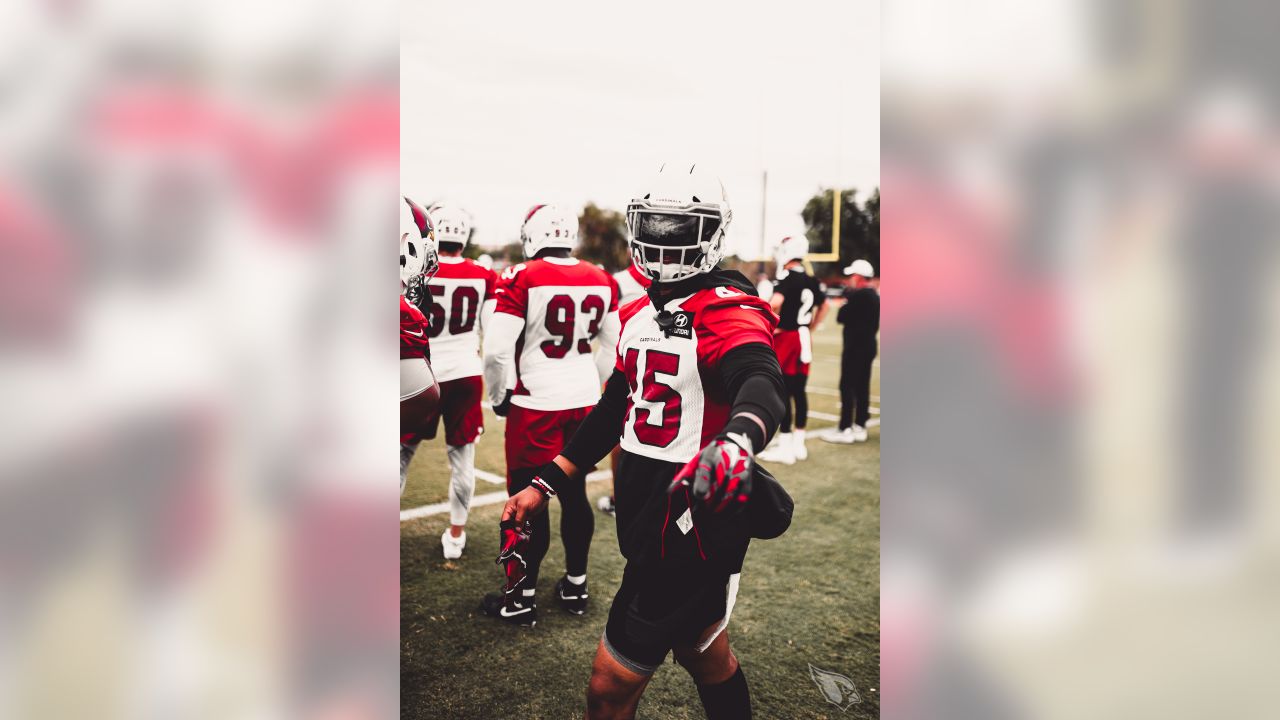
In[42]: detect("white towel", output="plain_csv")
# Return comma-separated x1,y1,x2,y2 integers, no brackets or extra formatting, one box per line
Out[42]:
695,573,742,653
798,326,813,364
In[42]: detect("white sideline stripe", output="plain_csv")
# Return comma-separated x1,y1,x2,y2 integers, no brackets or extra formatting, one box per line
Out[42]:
809,386,880,404
810,410,879,422
401,470,612,523
474,468,506,485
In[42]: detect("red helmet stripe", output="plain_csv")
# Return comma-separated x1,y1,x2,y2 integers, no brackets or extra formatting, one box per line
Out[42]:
404,197,433,238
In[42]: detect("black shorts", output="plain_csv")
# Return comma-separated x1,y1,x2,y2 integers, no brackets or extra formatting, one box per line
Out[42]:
602,561,739,676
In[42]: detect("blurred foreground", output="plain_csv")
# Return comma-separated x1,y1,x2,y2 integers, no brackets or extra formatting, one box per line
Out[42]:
1,1,398,718
883,2,1280,718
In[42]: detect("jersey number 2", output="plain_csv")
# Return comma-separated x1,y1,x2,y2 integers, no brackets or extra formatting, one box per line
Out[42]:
623,348,682,447
796,288,815,326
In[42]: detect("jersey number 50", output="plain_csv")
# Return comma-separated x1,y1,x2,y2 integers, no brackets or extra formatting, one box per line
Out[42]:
426,285,480,338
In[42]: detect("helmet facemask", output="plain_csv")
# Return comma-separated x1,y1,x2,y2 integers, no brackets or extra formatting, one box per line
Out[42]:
626,200,726,283
400,231,438,308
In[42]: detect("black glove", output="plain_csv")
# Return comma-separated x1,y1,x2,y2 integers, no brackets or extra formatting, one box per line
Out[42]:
492,390,514,418
668,432,754,514
495,519,533,594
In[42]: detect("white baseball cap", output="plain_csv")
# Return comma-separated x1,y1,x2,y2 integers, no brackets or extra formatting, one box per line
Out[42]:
843,259,875,278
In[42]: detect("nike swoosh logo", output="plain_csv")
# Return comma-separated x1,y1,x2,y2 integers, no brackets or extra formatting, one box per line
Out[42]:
499,605,532,617
405,329,424,337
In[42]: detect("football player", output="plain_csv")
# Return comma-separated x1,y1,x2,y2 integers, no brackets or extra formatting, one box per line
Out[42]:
481,204,621,624
400,198,440,495
757,235,827,464
418,202,497,559
500,164,787,720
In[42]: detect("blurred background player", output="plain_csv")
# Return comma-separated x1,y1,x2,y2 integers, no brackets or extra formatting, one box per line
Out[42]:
598,253,653,517
499,164,786,719
481,204,621,624
418,202,497,559
758,235,827,464
400,198,440,495
824,259,878,444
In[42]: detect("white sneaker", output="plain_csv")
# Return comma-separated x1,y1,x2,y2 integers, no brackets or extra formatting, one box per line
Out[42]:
821,428,857,444
852,424,868,442
441,529,466,560
793,429,808,461
758,433,796,465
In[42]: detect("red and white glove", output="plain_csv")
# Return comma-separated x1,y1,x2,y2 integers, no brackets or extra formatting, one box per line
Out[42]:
496,519,533,593
668,432,754,513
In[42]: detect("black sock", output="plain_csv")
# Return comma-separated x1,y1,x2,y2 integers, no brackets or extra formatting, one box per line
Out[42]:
696,666,751,720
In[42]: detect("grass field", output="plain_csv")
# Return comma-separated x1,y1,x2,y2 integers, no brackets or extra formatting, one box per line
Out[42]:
401,319,880,719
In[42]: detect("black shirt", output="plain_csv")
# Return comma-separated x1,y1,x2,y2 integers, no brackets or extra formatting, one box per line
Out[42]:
772,270,826,330
838,286,879,348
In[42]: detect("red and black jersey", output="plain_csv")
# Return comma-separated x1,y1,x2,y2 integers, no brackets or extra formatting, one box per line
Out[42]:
772,270,825,330
400,294,430,360
614,284,777,465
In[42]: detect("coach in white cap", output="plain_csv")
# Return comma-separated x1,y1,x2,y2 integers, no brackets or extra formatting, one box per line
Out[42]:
825,259,879,443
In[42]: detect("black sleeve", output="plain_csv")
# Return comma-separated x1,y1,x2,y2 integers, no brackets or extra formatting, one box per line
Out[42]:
560,369,630,472
718,342,787,453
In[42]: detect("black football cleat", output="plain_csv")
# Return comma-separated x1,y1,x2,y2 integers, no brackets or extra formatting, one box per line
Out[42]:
555,577,589,616
480,590,537,627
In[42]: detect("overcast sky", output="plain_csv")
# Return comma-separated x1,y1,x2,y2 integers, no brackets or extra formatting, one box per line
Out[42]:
402,0,879,260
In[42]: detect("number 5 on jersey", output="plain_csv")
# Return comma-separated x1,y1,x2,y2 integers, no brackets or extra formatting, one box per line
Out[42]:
623,348,682,448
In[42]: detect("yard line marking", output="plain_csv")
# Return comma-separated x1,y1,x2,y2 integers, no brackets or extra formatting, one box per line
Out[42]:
808,411,841,422
807,386,880,403
401,470,612,523
474,469,506,485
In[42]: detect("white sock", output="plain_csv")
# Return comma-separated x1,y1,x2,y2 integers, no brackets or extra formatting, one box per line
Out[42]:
794,429,806,444
446,443,476,526
521,588,536,597
566,573,586,585
399,439,421,496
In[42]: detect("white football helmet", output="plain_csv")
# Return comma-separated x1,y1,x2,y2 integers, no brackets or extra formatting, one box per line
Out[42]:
428,202,473,249
521,204,579,259
626,163,732,283
402,197,439,292
775,235,810,265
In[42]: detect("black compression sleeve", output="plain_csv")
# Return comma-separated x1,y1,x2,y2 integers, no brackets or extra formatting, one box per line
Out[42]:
560,369,631,472
719,342,787,453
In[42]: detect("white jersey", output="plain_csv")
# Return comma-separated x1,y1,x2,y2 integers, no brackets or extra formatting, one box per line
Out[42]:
484,257,620,411
612,263,651,306
423,256,498,383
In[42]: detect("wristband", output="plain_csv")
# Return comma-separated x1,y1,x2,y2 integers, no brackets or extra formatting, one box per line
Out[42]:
531,460,569,497
722,413,766,457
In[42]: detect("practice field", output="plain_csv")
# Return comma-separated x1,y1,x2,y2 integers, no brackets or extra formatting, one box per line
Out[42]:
401,318,880,719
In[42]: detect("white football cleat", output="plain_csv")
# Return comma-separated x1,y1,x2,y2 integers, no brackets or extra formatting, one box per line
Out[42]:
441,529,467,560
821,428,856,444
793,429,808,461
